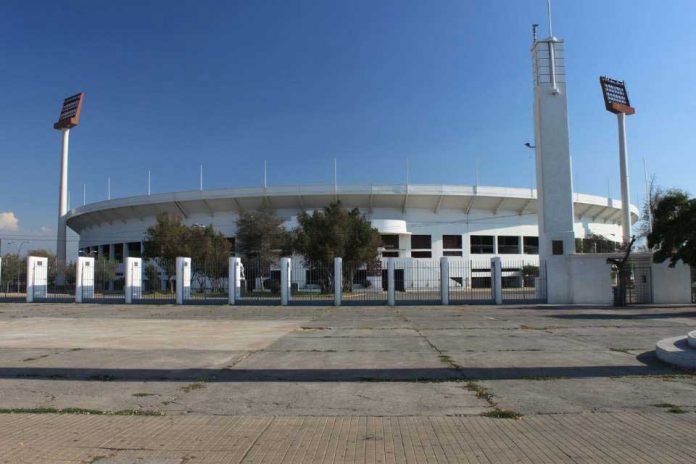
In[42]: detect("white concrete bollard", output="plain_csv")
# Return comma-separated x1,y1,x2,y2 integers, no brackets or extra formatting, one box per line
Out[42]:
125,257,142,303
176,257,191,304
334,257,342,306
387,259,396,306
440,257,449,305
75,257,95,303
280,257,291,306
491,257,503,304
26,256,48,302
228,257,242,305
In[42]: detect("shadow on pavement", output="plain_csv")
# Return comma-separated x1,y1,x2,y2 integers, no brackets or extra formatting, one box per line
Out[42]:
0,352,682,382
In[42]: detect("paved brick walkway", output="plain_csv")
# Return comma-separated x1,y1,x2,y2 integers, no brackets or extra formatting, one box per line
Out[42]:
1,412,695,463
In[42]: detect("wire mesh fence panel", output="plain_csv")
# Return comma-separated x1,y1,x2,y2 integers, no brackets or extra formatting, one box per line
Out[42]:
0,263,26,302
83,258,125,303
290,260,335,304
448,259,494,304
237,259,281,305
394,258,441,304
43,268,76,303
186,259,229,304
134,260,176,304
500,259,546,303
613,260,652,305
342,260,388,305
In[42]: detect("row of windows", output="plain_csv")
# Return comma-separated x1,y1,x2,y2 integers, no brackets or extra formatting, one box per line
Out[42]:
380,234,539,257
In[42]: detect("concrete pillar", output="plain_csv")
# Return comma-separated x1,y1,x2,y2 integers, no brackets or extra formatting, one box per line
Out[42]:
75,257,95,303
122,242,129,260
532,35,576,303
280,257,291,306
26,256,48,302
334,257,342,306
125,257,142,303
176,257,191,304
491,257,503,305
387,259,395,306
228,257,242,305
108,244,115,292
440,256,449,305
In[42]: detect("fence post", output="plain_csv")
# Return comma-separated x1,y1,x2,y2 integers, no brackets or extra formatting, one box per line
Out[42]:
334,257,342,306
280,257,291,306
229,257,242,305
176,257,191,304
440,256,449,305
75,257,94,303
125,257,142,304
26,256,48,303
387,258,396,306
491,257,503,304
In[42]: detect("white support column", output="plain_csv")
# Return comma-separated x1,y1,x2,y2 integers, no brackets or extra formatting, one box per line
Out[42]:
56,128,70,286
617,112,632,244
440,256,449,305
334,257,342,306
75,257,95,303
280,257,291,306
228,257,242,305
125,257,142,304
176,257,191,304
387,259,396,306
26,256,48,303
491,257,503,305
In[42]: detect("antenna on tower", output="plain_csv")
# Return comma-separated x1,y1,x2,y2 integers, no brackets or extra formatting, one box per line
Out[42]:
546,0,554,37
532,24,539,42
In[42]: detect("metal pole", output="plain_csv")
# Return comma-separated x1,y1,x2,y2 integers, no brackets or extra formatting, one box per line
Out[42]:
107,177,111,200
148,170,151,196
199,164,203,191
263,161,267,189
617,112,631,244
83,184,86,206
643,157,652,233
56,128,70,286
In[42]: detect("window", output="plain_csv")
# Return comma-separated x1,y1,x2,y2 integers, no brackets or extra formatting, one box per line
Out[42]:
470,235,494,254
382,251,399,258
497,236,520,254
443,235,462,249
128,242,141,258
381,234,399,250
113,244,124,261
523,236,539,255
443,250,462,257
410,235,431,249
411,250,432,258
410,235,432,259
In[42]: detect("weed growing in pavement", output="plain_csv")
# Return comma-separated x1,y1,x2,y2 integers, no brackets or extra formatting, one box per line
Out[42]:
654,403,687,414
480,408,522,419
181,382,206,393
132,392,156,397
465,382,493,403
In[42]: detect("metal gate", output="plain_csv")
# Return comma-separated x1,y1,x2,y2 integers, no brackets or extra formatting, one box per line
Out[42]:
614,260,653,305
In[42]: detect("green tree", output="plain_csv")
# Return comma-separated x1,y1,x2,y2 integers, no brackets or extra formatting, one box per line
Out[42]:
143,213,189,291
235,206,290,268
648,190,696,267
292,201,380,292
0,253,25,292
144,261,160,293
94,256,119,292
188,225,231,293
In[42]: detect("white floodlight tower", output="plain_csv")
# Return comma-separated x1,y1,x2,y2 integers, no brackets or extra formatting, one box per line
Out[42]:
531,2,576,303
599,76,636,244
54,93,85,285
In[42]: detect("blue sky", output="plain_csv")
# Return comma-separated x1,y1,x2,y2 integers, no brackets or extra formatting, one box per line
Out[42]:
1,0,695,252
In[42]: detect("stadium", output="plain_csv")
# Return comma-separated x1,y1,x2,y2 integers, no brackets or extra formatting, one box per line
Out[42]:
62,183,638,301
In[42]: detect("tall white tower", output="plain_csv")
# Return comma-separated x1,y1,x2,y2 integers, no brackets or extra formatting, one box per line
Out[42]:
531,15,576,303
54,93,85,286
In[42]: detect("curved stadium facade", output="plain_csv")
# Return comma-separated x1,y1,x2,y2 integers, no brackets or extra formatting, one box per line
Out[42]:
66,183,637,261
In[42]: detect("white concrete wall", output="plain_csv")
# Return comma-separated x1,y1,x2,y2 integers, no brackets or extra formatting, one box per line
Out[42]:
567,254,613,305
651,260,692,305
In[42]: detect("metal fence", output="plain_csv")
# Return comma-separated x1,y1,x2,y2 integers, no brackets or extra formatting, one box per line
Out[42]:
186,259,229,304
448,260,494,304
342,261,388,305
613,260,653,305
499,260,547,303
290,260,335,305
83,258,125,303
236,259,281,305
394,259,441,304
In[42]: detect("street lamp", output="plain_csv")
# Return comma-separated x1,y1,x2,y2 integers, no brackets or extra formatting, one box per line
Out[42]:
600,76,636,245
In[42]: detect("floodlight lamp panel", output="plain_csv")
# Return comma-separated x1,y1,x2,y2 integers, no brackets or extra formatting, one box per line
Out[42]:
599,77,635,115
53,92,85,130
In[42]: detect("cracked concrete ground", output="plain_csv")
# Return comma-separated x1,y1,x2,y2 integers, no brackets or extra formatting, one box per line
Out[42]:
0,303,694,416
0,303,695,462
